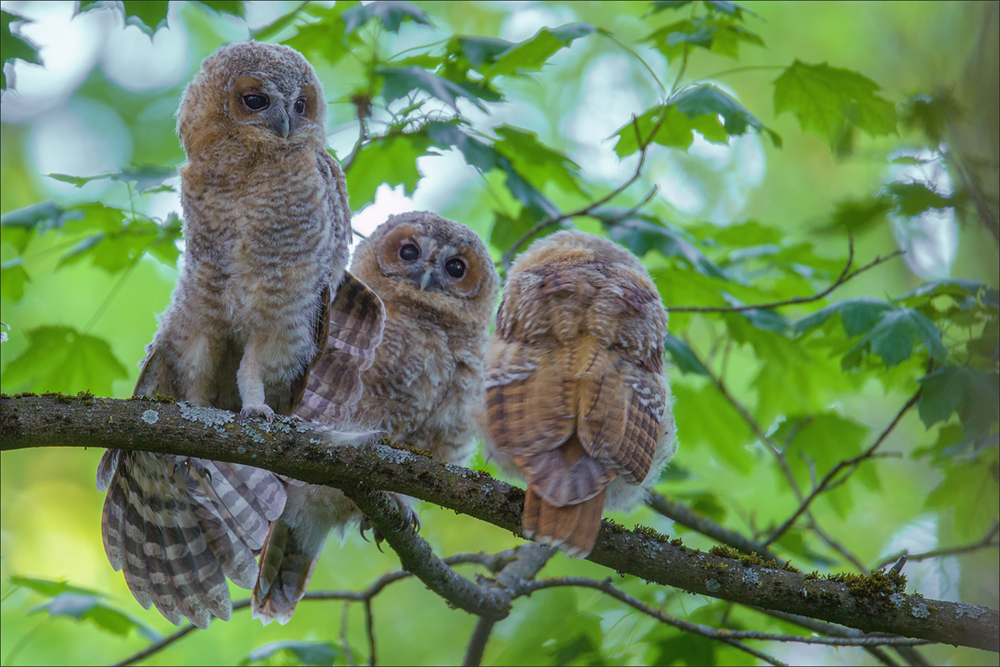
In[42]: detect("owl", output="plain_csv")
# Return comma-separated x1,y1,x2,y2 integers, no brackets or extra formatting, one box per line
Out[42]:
97,42,383,629
252,211,500,625
483,230,676,558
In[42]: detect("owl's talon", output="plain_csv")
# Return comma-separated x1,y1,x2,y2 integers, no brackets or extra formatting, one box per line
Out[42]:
240,404,275,422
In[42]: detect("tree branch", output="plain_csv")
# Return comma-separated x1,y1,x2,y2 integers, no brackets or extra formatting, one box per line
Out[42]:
765,392,921,548
2,394,997,652
873,521,1000,570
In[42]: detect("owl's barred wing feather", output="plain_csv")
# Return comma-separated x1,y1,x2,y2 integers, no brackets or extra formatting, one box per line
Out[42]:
296,271,386,423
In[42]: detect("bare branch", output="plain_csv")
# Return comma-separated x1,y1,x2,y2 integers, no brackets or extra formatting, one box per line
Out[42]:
3,394,997,653
463,618,496,667
670,238,903,313
765,392,921,548
874,521,1000,570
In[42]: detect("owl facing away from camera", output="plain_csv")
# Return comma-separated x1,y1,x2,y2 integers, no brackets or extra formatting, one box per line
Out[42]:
97,41,373,629
252,212,500,624
484,230,677,559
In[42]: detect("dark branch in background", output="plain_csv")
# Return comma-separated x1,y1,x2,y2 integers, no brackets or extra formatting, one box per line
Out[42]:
2,395,997,653
670,239,904,313
116,551,519,667
765,392,922,548
646,493,785,565
500,113,669,270
874,521,1000,570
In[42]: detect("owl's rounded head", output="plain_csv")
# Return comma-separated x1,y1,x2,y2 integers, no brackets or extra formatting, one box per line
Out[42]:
351,212,500,323
512,229,651,277
177,41,326,159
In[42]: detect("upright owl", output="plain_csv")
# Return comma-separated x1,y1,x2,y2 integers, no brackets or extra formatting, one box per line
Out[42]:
252,211,500,624
484,230,676,558
97,42,381,629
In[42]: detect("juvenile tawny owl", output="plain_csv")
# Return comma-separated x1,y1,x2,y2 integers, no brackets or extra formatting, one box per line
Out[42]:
484,230,676,558
252,211,500,624
97,42,380,629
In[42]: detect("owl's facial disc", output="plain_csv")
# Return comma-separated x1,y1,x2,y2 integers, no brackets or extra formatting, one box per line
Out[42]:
230,76,319,141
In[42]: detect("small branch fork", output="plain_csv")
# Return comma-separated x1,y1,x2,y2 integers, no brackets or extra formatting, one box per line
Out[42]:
2,394,998,654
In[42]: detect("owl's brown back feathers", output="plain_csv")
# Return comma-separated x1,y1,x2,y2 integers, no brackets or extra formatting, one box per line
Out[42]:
485,230,675,558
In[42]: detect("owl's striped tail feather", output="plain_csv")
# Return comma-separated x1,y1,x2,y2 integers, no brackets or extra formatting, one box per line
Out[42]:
98,449,287,628
251,517,322,626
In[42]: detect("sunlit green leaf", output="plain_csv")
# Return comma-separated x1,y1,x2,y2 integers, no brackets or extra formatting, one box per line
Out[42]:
841,308,947,369
448,35,512,69
792,297,895,337
0,201,77,252
488,23,595,77
346,133,432,208
0,326,129,395
673,380,755,471
492,125,587,197
773,60,897,149
32,593,160,641
602,213,725,278
645,16,763,60
1,257,29,301
9,576,102,599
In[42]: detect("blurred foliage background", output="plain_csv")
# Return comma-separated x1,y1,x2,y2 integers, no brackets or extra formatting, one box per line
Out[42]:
1,1,998,665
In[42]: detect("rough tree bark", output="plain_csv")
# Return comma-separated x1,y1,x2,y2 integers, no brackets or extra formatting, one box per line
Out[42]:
1,393,997,653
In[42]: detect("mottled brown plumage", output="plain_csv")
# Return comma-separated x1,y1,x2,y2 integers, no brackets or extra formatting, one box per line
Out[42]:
252,212,500,625
484,230,676,558
98,42,362,628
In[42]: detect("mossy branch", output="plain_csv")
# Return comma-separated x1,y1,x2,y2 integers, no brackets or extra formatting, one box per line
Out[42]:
2,393,998,653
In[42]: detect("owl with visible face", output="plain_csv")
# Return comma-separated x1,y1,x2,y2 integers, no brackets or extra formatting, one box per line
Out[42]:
483,230,676,558
253,212,500,624
97,42,382,629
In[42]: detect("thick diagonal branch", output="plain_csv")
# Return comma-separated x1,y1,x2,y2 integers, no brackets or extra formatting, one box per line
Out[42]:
1,394,997,653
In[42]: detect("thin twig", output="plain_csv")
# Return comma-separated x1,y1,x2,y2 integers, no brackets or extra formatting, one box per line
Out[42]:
363,599,376,666
500,111,669,270
342,603,357,667
670,241,902,313
754,608,900,666
874,521,1000,570
765,392,922,548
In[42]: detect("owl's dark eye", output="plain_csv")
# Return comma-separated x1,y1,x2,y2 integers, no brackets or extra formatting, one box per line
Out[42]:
399,243,420,261
242,93,269,111
445,256,467,279
293,98,306,114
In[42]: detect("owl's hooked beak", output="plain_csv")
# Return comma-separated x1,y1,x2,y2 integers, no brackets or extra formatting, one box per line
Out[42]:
265,106,290,139
414,266,439,291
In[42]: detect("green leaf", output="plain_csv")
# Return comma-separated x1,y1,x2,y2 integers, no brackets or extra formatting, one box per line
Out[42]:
380,66,487,112
842,308,947,369
825,195,893,235
1,257,29,301
346,133,432,208
664,334,709,375
919,366,1000,441
492,125,587,197
896,279,985,306
448,35,512,69
613,86,780,157
121,1,170,36
673,380,755,471
9,576,102,599
650,1,695,13
32,594,160,641
284,11,351,66
194,1,245,18
1,10,39,90
489,208,547,256
926,449,1000,541
774,527,837,567
601,213,726,278
0,326,129,395
0,201,76,253
901,91,960,145
343,1,430,34
883,181,959,217
773,60,897,150
792,296,895,337
488,23,595,77
645,16,764,61
243,641,343,666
